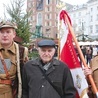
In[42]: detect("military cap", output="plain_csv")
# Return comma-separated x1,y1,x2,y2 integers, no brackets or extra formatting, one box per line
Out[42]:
0,20,17,29
38,39,56,47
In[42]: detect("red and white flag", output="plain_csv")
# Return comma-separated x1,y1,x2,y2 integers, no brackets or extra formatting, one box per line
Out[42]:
58,10,89,98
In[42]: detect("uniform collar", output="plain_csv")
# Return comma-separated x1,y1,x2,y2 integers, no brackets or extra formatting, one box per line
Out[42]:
0,42,16,54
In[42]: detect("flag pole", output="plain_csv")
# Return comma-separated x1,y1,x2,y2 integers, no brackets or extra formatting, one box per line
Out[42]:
64,14,98,97
57,34,60,60
57,20,62,60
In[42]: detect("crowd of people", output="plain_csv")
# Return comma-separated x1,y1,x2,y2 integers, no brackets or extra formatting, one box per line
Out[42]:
80,45,98,65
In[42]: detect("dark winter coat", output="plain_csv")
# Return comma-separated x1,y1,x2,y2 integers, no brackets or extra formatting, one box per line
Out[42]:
22,58,76,98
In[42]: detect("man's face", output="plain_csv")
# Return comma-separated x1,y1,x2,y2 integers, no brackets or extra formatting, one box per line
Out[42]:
0,27,16,47
38,47,55,63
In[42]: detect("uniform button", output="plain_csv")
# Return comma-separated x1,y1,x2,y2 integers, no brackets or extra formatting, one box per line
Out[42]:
42,85,44,87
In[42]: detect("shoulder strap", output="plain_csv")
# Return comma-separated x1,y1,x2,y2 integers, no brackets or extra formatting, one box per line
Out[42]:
0,52,10,78
19,45,25,64
38,65,62,97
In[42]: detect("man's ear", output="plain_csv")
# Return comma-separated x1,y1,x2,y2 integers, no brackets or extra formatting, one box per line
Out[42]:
13,31,16,38
54,47,57,57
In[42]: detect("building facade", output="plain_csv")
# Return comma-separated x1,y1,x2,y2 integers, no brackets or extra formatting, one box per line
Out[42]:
27,0,58,40
27,0,98,42
68,0,98,41
87,0,98,38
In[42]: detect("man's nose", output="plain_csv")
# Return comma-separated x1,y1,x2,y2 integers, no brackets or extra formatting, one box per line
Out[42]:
2,32,7,36
45,51,49,54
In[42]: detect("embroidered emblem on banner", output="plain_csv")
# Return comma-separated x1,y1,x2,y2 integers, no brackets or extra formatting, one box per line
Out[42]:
76,74,82,89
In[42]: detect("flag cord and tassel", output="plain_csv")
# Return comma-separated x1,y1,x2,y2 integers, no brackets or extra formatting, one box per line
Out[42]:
64,14,98,97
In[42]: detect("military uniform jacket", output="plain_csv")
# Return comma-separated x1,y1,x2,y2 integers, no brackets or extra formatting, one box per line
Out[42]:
22,58,76,98
0,42,22,98
90,55,98,88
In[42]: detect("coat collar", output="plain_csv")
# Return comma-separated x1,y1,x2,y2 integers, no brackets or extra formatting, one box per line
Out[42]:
32,57,60,66
32,58,60,75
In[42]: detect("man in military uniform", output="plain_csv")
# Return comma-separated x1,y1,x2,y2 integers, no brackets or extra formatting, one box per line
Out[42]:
84,55,98,98
0,20,27,98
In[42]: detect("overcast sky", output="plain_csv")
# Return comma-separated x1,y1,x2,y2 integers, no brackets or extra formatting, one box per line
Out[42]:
0,0,27,19
0,0,88,19
62,0,88,5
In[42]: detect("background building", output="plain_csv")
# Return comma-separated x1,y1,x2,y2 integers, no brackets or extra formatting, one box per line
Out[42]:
68,0,98,41
68,4,87,41
27,0,98,42
87,0,98,39
27,0,58,40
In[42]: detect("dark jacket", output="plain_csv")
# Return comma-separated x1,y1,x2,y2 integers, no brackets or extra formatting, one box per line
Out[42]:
22,58,76,98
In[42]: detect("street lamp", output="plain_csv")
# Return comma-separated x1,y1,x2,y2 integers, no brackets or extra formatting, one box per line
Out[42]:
81,20,85,41
35,25,42,38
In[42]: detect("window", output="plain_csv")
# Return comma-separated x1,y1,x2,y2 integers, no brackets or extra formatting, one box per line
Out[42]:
73,13,76,17
96,25,98,33
89,25,93,33
81,22,84,30
45,22,51,26
47,22,49,26
96,14,98,21
90,16,93,22
78,12,81,16
46,14,51,19
37,13,42,25
97,6,98,10
48,14,49,19
36,0,43,10
78,19,81,26
91,8,93,12
46,0,51,5
47,7,50,11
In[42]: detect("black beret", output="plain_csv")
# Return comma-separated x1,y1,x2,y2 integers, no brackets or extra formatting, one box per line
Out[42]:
38,39,56,47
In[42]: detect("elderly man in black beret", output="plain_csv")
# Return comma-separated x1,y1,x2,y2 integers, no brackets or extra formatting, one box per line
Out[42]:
22,39,76,98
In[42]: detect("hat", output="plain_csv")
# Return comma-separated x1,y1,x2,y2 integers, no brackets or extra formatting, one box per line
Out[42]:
0,20,17,29
38,39,56,47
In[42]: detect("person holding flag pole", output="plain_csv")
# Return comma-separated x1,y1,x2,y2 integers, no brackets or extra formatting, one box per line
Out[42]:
57,3,98,98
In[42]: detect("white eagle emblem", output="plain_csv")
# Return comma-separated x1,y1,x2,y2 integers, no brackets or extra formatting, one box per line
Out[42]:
76,74,82,89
